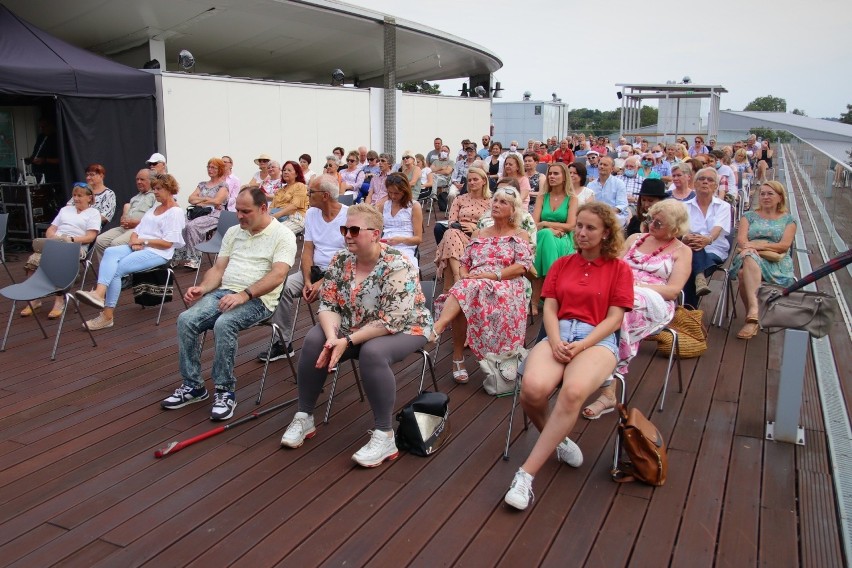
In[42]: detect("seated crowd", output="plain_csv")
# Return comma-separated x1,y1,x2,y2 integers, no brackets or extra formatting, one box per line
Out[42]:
13,131,794,514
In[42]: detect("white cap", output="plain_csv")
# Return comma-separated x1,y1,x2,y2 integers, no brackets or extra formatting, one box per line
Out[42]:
147,152,166,164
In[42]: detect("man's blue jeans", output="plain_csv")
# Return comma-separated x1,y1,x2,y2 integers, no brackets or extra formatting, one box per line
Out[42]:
177,289,271,392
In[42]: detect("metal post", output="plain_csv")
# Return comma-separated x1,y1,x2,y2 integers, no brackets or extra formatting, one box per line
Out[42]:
766,329,808,445
382,17,397,157
826,169,834,198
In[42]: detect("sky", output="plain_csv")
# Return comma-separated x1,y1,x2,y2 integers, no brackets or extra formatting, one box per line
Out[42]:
350,0,851,119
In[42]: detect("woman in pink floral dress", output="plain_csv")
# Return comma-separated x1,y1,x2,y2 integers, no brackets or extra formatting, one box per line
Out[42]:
582,199,692,419
432,186,533,383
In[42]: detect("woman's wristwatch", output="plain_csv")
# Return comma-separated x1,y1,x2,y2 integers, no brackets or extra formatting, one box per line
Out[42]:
346,335,354,348
495,268,502,281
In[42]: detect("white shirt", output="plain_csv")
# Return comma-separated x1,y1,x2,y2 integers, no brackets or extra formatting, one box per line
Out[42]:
135,206,186,260
684,196,732,259
304,205,348,269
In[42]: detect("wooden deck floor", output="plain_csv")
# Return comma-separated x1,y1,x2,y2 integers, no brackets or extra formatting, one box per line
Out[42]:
0,199,846,566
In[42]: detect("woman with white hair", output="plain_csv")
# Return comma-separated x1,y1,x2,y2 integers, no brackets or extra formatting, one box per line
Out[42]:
432,185,532,383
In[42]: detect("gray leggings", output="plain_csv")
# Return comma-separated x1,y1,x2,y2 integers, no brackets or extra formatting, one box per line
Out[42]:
297,324,427,430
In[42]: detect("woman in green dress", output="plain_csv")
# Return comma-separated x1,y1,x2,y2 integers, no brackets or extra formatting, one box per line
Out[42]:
530,162,579,315
730,180,797,339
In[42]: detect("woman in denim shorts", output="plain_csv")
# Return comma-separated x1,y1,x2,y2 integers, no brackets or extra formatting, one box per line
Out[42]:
504,202,634,511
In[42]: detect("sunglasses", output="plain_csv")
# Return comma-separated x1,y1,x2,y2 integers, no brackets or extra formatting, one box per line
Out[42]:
339,225,375,237
368,157,378,162
146,162,161,167
497,186,518,197
650,219,665,229
347,158,357,163
257,159,270,163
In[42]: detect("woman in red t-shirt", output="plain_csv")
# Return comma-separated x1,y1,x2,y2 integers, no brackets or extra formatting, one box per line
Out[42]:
504,202,634,511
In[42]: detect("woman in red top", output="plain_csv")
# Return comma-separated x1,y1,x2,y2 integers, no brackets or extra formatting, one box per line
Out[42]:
504,202,634,511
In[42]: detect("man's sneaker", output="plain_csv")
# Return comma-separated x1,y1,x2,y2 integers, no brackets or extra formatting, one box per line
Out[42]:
210,389,237,421
161,384,209,409
352,429,399,467
556,437,583,467
504,468,534,510
257,342,295,362
695,273,711,297
280,412,316,448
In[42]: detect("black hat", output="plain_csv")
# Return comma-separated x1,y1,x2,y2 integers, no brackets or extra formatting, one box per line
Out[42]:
638,178,668,198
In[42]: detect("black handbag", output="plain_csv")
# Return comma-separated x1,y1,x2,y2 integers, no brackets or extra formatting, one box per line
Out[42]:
187,206,212,220
132,268,173,306
395,391,450,457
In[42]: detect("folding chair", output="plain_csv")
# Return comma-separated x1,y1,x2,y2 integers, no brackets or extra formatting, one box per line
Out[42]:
194,211,239,285
337,194,355,206
535,162,549,174
417,179,438,227
323,280,439,424
0,213,13,283
709,231,739,327
646,292,686,412
1,240,96,360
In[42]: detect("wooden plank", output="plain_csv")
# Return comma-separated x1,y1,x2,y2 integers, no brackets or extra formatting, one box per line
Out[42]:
584,493,648,567
716,435,762,567
799,469,844,568
670,400,737,567
759,441,798,568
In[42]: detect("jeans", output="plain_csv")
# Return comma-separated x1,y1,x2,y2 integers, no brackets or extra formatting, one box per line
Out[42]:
178,289,271,392
98,245,166,308
684,249,723,307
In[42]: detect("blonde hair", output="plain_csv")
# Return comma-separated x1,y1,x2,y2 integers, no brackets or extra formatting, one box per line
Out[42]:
467,166,491,198
648,199,690,238
347,202,384,233
492,185,523,227
761,181,789,213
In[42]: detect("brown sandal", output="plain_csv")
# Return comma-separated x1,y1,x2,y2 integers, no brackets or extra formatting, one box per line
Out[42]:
736,316,760,340
582,394,616,420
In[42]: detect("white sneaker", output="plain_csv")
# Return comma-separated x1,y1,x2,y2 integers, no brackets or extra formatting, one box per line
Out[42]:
504,468,534,510
280,412,316,448
556,437,583,467
352,430,399,467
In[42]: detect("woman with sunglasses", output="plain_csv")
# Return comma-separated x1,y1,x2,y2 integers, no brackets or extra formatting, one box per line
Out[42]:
172,157,230,270
20,183,101,318
70,164,115,225
322,156,344,194
432,184,532,383
504,202,633,511
280,203,432,468
434,165,492,292
340,150,365,197
400,151,423,198
246,154,272,188
375,174,423,268
530,162,579,316
583,199,692,419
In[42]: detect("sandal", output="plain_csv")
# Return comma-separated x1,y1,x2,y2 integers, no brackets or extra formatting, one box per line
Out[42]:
582,393,616,420
47,305,65,319
736,316,760,340
19,301,42,317
452,359,469,384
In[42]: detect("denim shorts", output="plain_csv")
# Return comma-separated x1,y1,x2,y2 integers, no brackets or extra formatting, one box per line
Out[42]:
558,319,618,357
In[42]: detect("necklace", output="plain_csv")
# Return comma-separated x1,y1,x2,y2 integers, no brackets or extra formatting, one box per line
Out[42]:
628,234,674,264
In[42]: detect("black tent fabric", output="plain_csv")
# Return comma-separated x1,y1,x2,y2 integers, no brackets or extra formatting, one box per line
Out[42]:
0,4,157,227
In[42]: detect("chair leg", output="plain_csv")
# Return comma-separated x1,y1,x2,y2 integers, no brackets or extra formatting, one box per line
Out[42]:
417,349,438,394
658,328,678,411
256,323,298,405
1,260,14,283
611,373,627,473
351,360,364,401
1,302,16,351
156,268,172,325
56,294,96,360
503,372,524,460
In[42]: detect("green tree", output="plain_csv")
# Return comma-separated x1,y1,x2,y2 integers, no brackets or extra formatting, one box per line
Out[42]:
640,106,659,127
744,95,787,112
792,108,806,116
749,127,792,143
840,104,852,125
396,81,441,94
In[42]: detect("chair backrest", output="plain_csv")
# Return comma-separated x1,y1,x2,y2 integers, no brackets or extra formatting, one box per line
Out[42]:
217,210,239,235
0,212,8,242
338,194,354,206
40,240,82,290
535,163,549,174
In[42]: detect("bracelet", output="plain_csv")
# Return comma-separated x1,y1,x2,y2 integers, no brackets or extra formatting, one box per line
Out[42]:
243,288,253,300
346,335,354,348
495,268,502,281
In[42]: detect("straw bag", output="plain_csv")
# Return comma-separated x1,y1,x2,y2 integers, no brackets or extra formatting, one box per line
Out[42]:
653,306,707,358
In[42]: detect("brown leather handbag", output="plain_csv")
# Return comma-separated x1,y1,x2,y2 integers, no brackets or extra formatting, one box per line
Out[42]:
612,404,668,486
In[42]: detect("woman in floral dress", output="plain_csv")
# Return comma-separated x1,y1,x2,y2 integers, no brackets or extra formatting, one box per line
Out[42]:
582,199,692,419
432,186,533,383
172,157,229,269
434,165,492,292
279,203,433,468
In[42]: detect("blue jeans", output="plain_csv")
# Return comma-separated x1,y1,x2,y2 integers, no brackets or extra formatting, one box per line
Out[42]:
685,249,723,307
177,289,271,392
98,245,167,308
